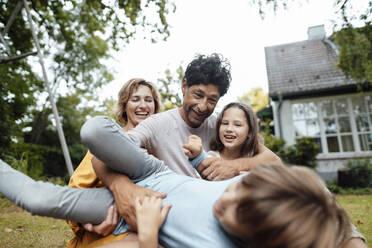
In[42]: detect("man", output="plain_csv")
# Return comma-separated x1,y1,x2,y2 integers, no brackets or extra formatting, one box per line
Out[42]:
93,53,281,231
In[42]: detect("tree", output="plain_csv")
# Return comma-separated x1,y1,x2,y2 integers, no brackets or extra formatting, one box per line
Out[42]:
0,0,174,154
238,87,269,112
0,60,43,155
157,65,183,110
333,24,372,87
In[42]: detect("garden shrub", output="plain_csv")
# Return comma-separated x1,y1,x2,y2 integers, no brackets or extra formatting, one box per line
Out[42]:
343,159,372,188
327,180,372,194
263,132,319,168
6,141,87,180
282,137,319,168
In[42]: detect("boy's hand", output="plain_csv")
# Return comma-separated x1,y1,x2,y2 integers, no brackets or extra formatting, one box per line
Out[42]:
183,135,202,159
135,196,171,248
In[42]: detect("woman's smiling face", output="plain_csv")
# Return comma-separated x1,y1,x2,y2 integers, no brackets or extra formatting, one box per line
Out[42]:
125,85,155,129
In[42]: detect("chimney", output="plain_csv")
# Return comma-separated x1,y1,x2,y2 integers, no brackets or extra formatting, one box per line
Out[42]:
307,25,326,40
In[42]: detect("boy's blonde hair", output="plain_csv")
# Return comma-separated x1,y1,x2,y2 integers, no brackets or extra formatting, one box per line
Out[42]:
238,164,351,248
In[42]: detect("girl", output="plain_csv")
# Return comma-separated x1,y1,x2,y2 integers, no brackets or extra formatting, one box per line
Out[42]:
183,102,262,180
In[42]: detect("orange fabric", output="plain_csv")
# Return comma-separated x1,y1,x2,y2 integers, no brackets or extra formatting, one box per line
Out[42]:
66,151,130,248
66,232,130,248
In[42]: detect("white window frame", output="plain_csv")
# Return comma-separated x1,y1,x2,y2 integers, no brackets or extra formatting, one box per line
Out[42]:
291,93,372,159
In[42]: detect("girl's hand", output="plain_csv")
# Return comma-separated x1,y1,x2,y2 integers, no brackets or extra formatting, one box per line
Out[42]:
183,135,202,159
135,196,171,248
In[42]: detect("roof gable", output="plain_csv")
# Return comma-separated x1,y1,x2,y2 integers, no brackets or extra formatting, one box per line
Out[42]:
265,39,355,99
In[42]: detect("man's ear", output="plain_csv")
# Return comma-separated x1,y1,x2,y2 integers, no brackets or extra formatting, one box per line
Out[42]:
181,78,187,96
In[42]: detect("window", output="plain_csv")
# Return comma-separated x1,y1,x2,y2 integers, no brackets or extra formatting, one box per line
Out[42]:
291,94,372,154
292,102,322,151
353,96,372,151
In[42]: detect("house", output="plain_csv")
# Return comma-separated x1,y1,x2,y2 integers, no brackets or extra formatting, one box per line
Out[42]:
265,25,372,181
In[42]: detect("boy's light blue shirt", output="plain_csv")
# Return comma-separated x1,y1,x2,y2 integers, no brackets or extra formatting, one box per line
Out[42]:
114,170,245,248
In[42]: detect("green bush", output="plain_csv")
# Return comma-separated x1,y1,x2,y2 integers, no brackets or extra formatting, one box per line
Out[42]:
282,137,319,168
3,148,44,180
344,159,372,188
263,133,319,168
327,180,372,194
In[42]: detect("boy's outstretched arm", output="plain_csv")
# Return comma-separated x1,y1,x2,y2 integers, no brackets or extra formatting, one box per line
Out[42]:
135,196,171,248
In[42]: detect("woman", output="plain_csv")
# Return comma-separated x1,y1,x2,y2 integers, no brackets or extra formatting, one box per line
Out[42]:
67,78,162,248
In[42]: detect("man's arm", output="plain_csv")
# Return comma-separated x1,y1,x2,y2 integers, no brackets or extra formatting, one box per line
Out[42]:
342,238,368,248
92,157,166,231
198,145,282,180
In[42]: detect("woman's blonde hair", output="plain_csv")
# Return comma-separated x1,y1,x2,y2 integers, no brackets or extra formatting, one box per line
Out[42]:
114,78,162,125
238,164,351,248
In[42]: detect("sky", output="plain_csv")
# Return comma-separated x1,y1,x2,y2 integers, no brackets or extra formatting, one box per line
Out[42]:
101,0,369,110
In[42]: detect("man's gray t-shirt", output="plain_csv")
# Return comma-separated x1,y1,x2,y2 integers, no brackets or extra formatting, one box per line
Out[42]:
127,108,217,177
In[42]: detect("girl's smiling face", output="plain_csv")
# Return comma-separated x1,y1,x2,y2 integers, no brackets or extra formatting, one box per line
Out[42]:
218,107,249,154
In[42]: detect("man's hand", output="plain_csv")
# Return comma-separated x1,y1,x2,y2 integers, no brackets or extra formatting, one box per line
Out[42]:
82,205,118,236
111,179,166,232
197,158,239,181
183,135,203,159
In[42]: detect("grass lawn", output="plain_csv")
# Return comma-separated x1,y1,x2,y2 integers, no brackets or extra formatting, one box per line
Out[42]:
336,194,372,247
0,196,73,247
0,194,371,247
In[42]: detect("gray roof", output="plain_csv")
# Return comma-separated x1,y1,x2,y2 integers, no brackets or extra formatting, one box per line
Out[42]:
265,38,355,99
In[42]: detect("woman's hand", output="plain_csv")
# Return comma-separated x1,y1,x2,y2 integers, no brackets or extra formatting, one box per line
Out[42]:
183,135,202,159
135,196,171,248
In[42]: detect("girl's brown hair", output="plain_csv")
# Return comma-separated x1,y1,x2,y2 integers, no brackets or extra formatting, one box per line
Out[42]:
114,78,162,125
210,102,261,157
237,164,351,248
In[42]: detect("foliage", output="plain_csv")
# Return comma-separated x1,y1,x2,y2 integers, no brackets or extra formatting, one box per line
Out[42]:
0,0,174,174
282,137,319,168
157,65,183,110
262,128,286,157
328,181,372,194
238,87,269,112
333,24,372,88
344,159,372,187
0,61,43,155
1,0,174,93
262,127,320,168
